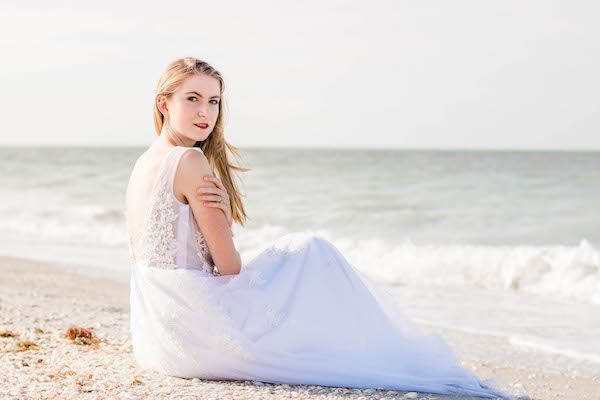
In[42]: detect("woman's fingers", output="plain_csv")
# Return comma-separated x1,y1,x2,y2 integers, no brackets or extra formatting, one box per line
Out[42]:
203,175,224,190
197,186,221,195
198,188,228,202
199,195,223,203
198,177,230,207
197,186,227,200
203,201,226,212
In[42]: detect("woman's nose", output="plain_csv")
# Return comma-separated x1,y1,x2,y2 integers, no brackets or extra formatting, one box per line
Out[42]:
197,104,208,116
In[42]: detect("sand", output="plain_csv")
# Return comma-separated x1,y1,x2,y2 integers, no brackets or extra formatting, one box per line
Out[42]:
0,255,598,400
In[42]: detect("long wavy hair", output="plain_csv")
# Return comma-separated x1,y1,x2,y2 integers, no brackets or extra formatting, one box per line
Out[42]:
153,57,249,226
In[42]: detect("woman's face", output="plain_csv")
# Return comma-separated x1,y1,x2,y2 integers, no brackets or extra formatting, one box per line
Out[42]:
159,74,221,145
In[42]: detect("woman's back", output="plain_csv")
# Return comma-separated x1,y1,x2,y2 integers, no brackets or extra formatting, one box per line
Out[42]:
125,145,216,274
126,146,168,257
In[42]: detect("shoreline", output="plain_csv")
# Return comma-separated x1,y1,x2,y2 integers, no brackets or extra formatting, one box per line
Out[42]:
1,254,597,399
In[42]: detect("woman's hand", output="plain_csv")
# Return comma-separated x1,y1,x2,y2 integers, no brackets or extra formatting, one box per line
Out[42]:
197,175,232,227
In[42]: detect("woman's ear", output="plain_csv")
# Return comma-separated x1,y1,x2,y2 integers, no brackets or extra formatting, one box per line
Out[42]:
157,95,169,115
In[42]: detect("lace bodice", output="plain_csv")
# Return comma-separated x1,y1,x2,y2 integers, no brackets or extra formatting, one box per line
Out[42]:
127,146,219,276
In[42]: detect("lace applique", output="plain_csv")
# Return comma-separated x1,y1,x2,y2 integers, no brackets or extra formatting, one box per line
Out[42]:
247,268,267,287
125,210,135,263
265,305,286,329
161,300,189,359
207,298,256,362
193,229,219,276
264,245,306,259
264,234,317,259
138,181,178,269
193,228,210,259
214,335,256,362
156,282,255,364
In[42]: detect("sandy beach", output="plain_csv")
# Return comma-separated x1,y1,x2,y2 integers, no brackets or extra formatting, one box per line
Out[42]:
0,255,597,400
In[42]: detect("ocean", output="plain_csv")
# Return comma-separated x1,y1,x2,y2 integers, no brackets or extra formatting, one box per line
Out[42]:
0,147,598,371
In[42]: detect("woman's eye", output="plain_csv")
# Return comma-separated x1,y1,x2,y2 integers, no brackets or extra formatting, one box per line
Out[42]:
188,96,197,101
209,99,219,105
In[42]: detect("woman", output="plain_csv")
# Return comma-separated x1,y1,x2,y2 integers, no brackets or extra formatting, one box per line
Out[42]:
125,57,513,399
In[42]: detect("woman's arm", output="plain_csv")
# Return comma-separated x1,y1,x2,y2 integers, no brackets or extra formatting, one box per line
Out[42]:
174,149,241,275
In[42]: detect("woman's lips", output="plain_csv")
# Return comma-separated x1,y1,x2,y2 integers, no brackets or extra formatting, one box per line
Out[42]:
194,123,208,129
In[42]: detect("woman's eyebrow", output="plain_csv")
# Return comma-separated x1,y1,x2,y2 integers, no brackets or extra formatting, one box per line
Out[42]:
185,91,220,99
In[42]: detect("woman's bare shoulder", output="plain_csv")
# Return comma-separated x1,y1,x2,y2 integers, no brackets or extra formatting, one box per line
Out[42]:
178,148,212,177
174,148,213,203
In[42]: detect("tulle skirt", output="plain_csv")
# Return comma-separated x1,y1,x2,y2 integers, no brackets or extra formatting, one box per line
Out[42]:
130,232,513,399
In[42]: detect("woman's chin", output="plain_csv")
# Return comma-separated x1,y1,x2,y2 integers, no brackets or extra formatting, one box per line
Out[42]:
187,132,210,143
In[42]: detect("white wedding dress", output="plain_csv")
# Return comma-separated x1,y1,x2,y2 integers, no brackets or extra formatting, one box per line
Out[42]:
127,146,512,399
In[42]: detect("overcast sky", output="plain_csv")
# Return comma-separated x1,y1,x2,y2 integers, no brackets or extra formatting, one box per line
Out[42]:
0,1,598,149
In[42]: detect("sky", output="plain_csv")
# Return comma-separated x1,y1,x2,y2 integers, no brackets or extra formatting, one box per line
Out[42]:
0,0,599,149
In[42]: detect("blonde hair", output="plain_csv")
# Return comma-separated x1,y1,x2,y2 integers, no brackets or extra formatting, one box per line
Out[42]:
153,57,250,226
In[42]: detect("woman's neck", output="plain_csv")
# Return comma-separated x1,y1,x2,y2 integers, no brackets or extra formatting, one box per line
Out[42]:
158,126,194,148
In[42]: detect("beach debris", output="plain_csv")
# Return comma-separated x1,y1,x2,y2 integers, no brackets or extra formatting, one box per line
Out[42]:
74,376,96,393
34,327,45,334
65,326,93,340
403,392,418,399
49,369,76,381
64,325,99,346
15,340,38,351
0,330,19,338
131,375,142,385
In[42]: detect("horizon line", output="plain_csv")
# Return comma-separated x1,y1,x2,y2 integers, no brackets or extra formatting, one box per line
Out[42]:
0,143,598,152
